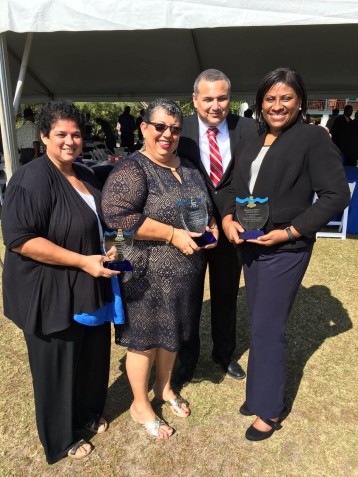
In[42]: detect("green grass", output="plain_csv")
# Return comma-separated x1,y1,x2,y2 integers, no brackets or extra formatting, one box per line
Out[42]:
0,235,357,477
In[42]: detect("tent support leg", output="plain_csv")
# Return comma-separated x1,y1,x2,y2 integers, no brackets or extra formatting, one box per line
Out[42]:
13,33,33,115
0,33,20,180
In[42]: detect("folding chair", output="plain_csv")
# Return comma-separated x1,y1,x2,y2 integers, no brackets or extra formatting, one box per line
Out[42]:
99,149,109,161
315,182,356,239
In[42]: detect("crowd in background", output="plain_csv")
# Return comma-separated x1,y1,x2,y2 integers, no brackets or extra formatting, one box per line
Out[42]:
5,101,357,168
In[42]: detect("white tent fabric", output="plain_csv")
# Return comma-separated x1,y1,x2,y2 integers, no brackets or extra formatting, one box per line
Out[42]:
1,0,358,33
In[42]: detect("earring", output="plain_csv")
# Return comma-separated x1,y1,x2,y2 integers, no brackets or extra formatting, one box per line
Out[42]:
299,107,302,110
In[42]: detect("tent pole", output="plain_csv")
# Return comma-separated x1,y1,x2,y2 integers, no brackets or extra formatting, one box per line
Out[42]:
190,30,203,72
0,33,20,180
13,33,33,115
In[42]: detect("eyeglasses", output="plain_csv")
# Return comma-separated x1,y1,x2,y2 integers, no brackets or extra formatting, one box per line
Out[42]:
146,121,182,135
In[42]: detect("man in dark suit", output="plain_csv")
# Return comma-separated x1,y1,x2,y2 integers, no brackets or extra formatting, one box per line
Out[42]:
175,69,256,385
331,104,353,161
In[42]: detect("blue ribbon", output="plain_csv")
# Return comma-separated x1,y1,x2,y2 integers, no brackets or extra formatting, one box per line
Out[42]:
236,197,268,204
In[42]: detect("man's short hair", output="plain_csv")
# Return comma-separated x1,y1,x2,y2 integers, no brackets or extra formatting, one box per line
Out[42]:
23,108,34,119
193,69,231,96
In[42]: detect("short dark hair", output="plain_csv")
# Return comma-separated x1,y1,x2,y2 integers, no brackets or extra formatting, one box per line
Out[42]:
344,105,353,115
332,108,339,116
23,108,34,119
38,101,85,138
193,69,231,96
143,98,183,125
255,67,307,133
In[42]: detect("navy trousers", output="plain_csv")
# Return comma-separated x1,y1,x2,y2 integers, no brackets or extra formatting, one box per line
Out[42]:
24,321,111,464
178,230,240,367
242,243,313,419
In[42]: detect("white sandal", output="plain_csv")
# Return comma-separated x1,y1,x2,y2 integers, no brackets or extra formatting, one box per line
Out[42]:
165,397,191,418
130,411,174,439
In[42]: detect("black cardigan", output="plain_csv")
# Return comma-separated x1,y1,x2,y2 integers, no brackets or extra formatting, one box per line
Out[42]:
2,155,113,334
222,121,351,249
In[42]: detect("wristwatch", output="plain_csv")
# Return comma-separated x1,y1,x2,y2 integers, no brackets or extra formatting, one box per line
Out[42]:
285,226,296,243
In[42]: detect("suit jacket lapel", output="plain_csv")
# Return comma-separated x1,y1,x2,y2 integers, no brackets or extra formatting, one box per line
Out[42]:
228,114,240,156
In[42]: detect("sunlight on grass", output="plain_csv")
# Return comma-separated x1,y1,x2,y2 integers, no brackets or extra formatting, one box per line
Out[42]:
0,232,357,477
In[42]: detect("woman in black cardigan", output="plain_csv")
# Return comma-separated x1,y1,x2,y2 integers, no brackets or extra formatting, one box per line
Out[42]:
2,101,122,463
222,67,350,441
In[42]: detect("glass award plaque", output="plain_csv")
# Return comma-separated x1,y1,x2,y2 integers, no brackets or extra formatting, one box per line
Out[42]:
235,196,269,240
178,196,217,247
103,228,133,271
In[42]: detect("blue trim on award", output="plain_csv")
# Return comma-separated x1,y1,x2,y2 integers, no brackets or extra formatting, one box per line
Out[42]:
104,230,134,238
236,197,269,204
73,276,125,326
178,195,205,207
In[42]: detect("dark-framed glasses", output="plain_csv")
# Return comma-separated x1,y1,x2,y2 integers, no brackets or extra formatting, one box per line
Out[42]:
146,121,182,135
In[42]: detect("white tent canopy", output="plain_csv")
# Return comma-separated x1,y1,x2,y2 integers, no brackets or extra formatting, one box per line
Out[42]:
1,0,358,176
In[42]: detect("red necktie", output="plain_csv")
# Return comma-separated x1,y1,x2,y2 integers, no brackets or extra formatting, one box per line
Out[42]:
207,127,223,187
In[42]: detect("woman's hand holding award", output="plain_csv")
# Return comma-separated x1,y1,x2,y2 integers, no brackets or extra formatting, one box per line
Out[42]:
235,196,269,240
103,228,133,271
178,196,217,247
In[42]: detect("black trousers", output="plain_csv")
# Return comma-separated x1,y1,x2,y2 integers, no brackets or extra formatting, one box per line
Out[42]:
24,321,111,464
120,132,134,148
242,244,313,419
179,231,241,367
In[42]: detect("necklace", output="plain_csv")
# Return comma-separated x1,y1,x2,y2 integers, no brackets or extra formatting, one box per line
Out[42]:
141,151,180,171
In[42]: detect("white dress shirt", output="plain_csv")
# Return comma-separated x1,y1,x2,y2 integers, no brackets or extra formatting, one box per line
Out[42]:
197,116,231,176
249,146,270,194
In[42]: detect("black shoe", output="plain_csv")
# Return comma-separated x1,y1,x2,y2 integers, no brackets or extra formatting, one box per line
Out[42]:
245,417,282,441
212,356,246,380
239,402,254,416
173,364,196,386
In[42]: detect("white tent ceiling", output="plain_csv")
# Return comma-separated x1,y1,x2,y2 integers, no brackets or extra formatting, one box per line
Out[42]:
4,23,358,103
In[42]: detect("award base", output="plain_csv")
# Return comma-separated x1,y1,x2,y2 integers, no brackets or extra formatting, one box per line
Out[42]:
239,230,264,240
103,259,133,272
193,231,217,247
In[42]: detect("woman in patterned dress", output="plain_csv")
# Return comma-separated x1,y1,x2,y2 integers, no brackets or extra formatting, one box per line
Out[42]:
102,98,218,439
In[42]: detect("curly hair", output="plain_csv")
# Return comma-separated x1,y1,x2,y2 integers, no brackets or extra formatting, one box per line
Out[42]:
38,101,85,137
143,98,183,125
